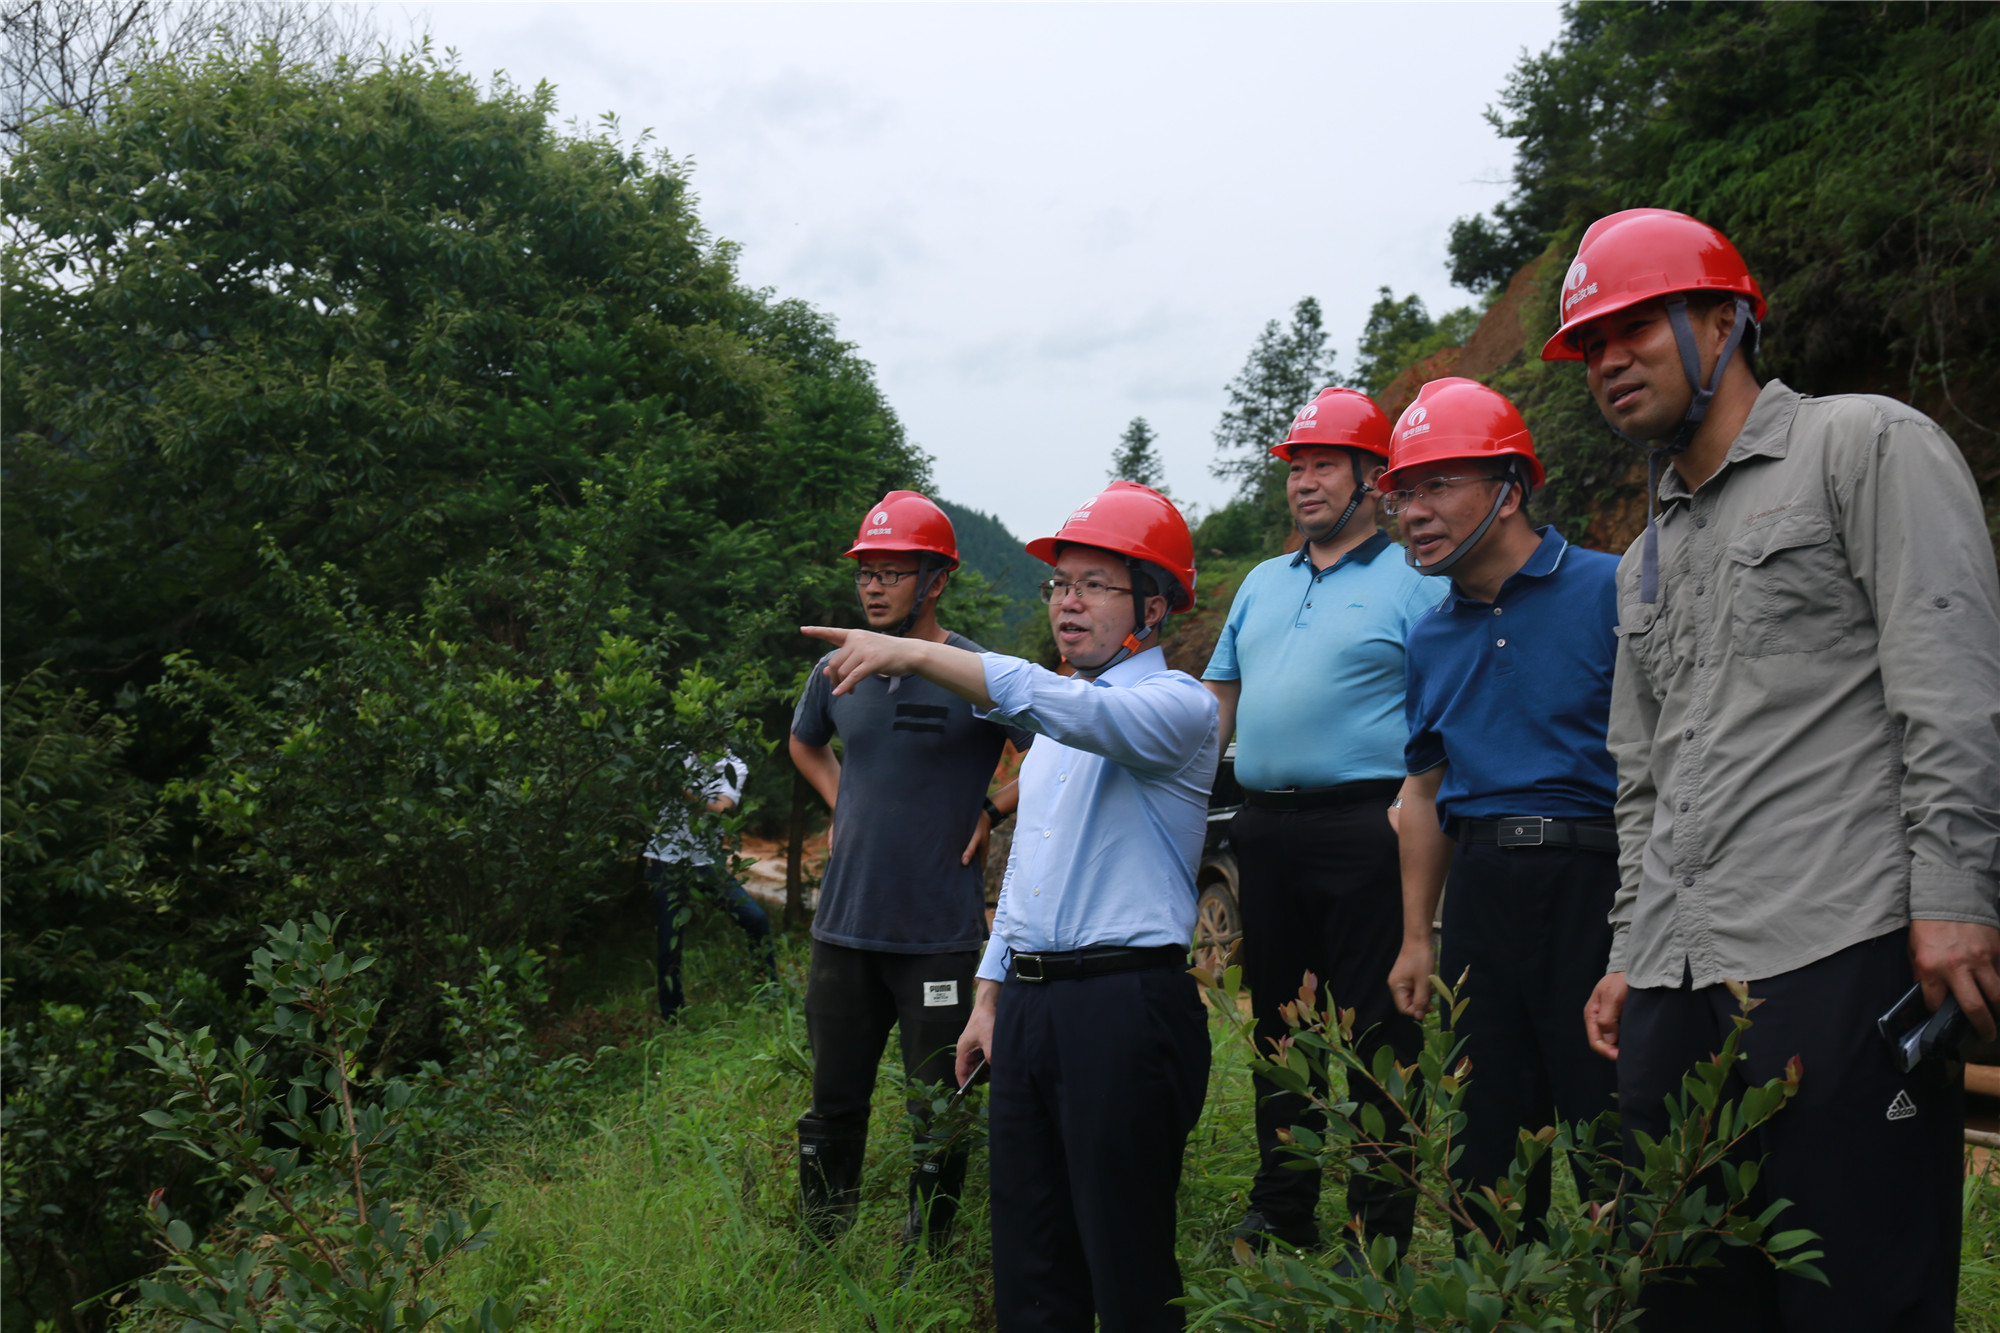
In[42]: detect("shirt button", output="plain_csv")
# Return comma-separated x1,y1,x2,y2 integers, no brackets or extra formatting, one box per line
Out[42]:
1682,875,1695,887
1042,829,1052,838
1698,657,1706,668
1496,638,1507,647
1684,728,1695,740
1493,607,1503,616
1305,602,1312,608
1679,802,1689,812
1033,888,1041,896
1696,516,1708,528
1695,584,1705,595
1058,774,1066,782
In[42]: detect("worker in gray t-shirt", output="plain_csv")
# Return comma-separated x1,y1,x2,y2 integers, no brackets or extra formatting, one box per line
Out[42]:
789,491,1029,1264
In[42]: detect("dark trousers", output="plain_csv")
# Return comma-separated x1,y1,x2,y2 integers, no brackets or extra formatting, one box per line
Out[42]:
989,964,1211,1333
1619,930,1961,1333
803,939,977,1130
1232,800,1420,1243
647,859,774,1019
1438,843,1617,1244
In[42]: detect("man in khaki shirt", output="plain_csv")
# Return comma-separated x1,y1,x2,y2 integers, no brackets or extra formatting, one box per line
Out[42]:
1549,209,2000,1332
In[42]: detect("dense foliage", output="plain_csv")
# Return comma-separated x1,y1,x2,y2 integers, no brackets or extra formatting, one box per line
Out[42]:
1108,416,1171,496
1445,1,2000,539
0,44,932,1328
1199,298,1338,556
1344,289,1482,400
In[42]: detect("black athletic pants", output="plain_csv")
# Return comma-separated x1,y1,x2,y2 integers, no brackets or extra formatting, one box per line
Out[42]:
647,859,774,1019
1232,799,1421,1242
1437,842,1617,1244
803,939,978,1131
1619,930,1961,1333
989,962,1211,1333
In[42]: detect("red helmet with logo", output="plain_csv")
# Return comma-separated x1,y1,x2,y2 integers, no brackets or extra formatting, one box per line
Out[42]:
1380,378,1544,491
1025,481,1196,611
1541,208,1766,362
845,490,960,568
1270,387,1393,461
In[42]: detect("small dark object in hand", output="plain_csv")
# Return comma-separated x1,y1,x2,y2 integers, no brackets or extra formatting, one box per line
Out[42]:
1878,983,1968,1074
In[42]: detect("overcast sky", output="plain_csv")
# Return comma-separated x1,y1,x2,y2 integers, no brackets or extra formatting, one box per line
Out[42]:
415,2,1566,541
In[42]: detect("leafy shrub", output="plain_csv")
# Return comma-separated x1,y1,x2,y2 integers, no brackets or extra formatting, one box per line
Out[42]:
1183,965,1823,1330
153,461,767,1065
127,915,563,1333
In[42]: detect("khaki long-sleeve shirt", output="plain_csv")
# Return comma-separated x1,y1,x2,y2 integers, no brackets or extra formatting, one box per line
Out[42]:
1607,380,2000,989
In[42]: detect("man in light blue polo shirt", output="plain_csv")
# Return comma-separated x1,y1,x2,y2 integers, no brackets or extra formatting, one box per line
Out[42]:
1202,387,1446,1258
1380,377,1620,1248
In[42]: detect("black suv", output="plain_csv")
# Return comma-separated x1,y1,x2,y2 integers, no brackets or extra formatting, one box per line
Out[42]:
1195,741,1244,974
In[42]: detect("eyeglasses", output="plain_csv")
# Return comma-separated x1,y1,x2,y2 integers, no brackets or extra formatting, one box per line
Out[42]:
1039,577,1133,606
853,568,923,588
1380,475,1505,516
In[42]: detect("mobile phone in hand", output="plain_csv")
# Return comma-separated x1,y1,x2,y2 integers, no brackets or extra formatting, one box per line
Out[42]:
1878,983,1968,1074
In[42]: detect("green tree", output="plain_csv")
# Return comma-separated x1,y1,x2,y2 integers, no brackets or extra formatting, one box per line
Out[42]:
1109,416,1170,494
1446,2,2000,460
1202,298,1337,553
1,40,931,1327
1345,287,1483,398
1211,297,1337,489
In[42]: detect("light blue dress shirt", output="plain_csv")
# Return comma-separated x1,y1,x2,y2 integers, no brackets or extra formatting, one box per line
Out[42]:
974,646,1221,983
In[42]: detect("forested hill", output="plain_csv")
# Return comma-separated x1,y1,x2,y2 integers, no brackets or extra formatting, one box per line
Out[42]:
936,499,1043,627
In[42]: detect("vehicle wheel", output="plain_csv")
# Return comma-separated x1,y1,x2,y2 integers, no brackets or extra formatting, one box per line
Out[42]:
1194,875,1241,977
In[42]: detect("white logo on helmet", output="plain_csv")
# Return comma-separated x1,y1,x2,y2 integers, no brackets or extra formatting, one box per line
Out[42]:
1294,403,1319,427
872,511,889,526
1407,407,1428,428
1562,259,1600,314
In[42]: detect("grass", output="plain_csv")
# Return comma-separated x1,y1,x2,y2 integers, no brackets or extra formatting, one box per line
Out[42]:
436,892,2000,1330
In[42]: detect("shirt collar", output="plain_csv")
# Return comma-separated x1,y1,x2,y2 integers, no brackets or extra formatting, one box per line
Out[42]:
1289,528,1391,573
1090,644,1169,687
1438,526,1568,610
1657,378,1801,505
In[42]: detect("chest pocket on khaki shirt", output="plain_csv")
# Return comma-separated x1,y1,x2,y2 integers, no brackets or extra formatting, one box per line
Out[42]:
1613,601,1666,682
1724,509,1852,658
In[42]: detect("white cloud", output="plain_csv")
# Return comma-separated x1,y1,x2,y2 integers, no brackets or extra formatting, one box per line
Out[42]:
412,2,1564,541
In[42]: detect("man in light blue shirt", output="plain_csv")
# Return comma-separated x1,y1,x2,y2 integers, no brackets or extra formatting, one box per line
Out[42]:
1201,388,1446,1259
803,481,1219,1333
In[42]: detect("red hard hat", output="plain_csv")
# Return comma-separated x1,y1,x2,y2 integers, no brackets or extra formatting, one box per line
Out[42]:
845,490,960,568
1270,387,1392,461
1380,378,1545,491
1025,481,1196,611
1541,208,1766,362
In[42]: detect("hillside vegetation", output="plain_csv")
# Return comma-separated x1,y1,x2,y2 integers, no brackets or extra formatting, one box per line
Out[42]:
5,3,1997,1328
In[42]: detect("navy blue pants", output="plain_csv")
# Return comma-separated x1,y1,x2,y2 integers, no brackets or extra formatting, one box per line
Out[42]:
989,963,1210,1333
1619,930,1961,1332
1438,842,1618,1244
647,859,774,1018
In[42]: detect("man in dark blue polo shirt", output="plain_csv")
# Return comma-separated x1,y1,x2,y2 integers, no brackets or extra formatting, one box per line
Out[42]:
1379,378,1620,1245
1203,388,1446,1258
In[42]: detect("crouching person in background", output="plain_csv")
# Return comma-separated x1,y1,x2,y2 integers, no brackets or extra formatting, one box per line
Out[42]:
647,748,776,1020
804,481,1221,1332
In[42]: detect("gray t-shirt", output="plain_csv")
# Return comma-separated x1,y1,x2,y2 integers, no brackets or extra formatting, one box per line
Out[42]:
792,631,1031,953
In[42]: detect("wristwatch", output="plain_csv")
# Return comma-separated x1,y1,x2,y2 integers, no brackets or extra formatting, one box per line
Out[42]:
983,797,1012,828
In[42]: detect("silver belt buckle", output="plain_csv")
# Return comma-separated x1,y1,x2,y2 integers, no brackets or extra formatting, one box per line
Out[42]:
1014,953,1046,983
1498,816,1547,848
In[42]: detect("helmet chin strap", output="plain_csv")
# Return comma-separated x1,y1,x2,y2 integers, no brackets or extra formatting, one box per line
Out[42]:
1066,558,1157,679
1622,295,1754,604
1405,474,1516,578
890,556,944,638
1300,451,1373,552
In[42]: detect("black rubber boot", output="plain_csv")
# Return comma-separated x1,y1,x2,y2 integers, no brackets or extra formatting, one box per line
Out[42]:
896,1137,969,1281
798,1114,867,1253
902,1143,969,1252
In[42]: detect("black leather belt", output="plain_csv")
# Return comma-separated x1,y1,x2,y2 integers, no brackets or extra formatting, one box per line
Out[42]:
1457,817,1618,854
1242,778,1402,813
1009,945,1189,984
